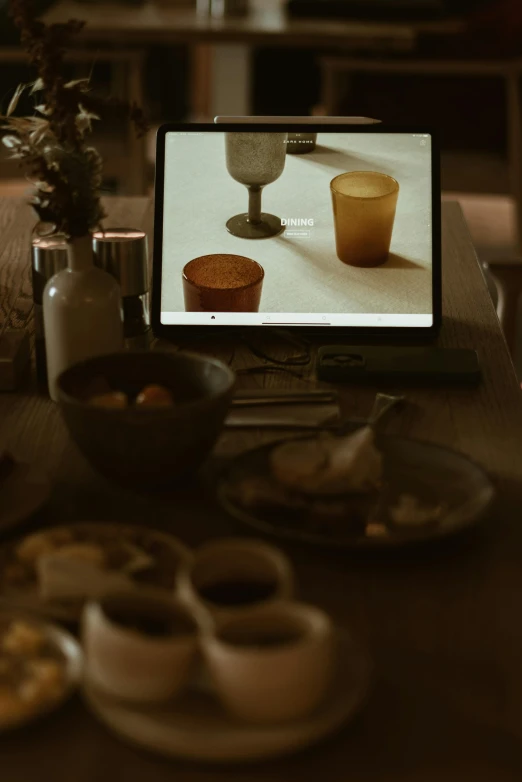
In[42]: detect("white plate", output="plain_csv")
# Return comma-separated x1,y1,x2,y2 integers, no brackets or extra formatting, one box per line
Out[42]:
0,611,83,732
83,629,370,763
0,463,51,534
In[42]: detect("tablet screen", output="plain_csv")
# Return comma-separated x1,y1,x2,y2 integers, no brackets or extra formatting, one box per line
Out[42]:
159,129,434,328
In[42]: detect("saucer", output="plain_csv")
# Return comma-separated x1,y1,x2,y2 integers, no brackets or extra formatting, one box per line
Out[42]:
83,629,371,763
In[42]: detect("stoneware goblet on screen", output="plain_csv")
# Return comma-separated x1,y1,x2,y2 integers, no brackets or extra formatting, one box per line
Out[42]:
225,132,287,239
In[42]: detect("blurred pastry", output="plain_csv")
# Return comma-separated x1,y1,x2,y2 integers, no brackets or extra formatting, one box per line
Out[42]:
2,621,45,656
89,392,128,409
49,543,106,568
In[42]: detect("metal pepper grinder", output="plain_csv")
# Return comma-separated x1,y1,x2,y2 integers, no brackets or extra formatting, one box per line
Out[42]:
92,228,151,351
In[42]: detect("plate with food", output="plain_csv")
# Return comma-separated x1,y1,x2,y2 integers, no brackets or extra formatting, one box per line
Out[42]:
0,451,51,534
218,427,495,548
0,613,82,731
0,523,192,621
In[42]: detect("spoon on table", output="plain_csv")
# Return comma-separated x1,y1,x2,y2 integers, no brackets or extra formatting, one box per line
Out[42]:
225,392,405,431
331,392,405,435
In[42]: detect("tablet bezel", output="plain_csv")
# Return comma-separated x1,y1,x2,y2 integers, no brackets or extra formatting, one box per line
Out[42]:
152,123,441,342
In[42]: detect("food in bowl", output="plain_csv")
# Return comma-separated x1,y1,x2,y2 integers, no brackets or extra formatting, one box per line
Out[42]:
88,383,175,409
135,385,175,408
56,352,235,489
0,619,66,727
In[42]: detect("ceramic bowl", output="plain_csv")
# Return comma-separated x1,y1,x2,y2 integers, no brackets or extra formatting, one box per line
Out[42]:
82,592,200,703
176,538,295,625
202,602,336,724
55,351,235,490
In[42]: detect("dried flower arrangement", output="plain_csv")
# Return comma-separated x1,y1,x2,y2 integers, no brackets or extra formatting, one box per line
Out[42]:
1,0,148,239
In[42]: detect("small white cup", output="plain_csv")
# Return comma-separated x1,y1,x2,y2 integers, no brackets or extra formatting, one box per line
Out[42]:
82,592,199,703
202,602,335,724
176,538,295,624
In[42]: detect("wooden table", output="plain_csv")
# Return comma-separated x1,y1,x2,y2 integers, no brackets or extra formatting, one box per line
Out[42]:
2,197,522,781
42,0,464,119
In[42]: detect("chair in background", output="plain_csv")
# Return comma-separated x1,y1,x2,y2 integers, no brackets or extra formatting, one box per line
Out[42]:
319,55,522,360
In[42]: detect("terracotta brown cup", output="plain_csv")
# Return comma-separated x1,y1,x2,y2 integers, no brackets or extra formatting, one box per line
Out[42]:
330,171,399,268
182,254,264,312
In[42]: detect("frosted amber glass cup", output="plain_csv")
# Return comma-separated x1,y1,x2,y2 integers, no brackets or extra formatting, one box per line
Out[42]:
183,254,264,312
330,171,399,268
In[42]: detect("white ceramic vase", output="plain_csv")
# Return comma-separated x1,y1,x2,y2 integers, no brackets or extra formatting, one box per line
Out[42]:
43,235,124,401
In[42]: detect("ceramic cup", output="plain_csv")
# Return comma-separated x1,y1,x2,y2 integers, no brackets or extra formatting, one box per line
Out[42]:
176,538,295,624
202,602,336,723
82,592,200,703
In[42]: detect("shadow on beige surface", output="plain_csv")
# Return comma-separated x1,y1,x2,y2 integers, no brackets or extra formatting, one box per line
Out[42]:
383,253,425,271
299,145,396,176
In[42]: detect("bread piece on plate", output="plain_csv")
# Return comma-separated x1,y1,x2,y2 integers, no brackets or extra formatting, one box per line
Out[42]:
271,427,382,496
37,556,134,602
49,543,106,568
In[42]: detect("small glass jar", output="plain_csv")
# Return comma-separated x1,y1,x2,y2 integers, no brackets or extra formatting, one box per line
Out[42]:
92,228,151,350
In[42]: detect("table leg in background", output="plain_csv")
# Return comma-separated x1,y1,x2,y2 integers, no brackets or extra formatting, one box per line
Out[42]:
190,43,251,120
